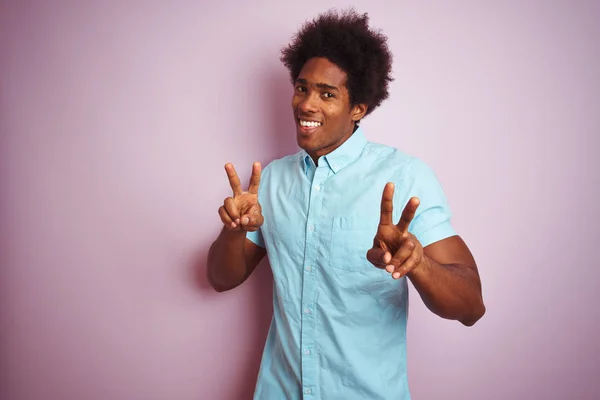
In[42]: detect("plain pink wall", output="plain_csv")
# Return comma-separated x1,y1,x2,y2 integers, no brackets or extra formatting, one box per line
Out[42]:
1,1,598,399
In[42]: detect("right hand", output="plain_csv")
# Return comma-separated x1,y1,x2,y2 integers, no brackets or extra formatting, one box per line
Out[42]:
219,162,264,232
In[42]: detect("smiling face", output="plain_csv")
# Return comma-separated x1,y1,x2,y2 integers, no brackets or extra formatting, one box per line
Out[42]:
292,57,367,163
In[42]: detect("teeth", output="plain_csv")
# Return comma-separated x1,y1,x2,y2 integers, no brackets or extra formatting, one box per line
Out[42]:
300,120,322,127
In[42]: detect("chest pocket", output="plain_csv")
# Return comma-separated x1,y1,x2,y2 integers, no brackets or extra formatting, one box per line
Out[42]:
329,217,379,272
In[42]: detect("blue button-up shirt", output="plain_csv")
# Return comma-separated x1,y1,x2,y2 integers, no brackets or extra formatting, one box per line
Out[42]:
247,128,456,399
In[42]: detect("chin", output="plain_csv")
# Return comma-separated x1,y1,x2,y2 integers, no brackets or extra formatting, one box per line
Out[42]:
296,135,317,153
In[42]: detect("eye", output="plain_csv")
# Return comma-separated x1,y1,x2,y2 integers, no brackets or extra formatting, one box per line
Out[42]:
323,92,335,99
295,86,306,93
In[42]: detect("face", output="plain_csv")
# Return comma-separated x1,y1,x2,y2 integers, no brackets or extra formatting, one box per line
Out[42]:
292,57,367,162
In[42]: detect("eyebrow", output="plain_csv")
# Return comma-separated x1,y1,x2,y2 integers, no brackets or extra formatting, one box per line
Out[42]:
295,78,340,92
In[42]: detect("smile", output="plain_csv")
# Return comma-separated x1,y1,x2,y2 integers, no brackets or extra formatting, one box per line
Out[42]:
299,119,322,127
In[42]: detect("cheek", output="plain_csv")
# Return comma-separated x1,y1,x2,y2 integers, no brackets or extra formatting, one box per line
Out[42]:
324,106,340,120
291,93,303,107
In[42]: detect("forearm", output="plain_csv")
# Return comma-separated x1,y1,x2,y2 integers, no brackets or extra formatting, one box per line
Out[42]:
207,227,249,292
408,256,485,326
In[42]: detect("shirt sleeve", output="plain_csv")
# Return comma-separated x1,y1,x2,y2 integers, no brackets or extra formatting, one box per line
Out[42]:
403,158,457,247
245,163,269,248
246,226,265,247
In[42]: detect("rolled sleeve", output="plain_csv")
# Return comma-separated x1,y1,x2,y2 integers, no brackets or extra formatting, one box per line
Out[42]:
245,163,269,248
405,159,456,247
246,228,265,248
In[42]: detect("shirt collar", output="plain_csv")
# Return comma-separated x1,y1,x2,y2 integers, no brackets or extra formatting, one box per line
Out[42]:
299,126,368,174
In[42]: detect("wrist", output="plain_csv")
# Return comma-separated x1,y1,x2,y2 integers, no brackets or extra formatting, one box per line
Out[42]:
221,226,247,240
407,254,434,281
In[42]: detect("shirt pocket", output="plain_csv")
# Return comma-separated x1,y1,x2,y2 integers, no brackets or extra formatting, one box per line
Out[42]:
329,217,378,272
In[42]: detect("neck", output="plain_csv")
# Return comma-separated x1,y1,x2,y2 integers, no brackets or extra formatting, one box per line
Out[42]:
308,123,357,166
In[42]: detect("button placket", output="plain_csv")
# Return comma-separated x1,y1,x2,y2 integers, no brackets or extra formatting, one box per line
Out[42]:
300,164,328,399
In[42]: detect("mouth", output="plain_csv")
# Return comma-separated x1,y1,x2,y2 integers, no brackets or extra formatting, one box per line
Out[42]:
297,118,323,134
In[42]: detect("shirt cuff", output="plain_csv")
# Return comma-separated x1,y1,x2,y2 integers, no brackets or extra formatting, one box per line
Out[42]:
416,221,456,248
246,229,265,248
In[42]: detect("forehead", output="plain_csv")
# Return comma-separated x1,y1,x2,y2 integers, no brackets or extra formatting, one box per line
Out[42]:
297,57,347,87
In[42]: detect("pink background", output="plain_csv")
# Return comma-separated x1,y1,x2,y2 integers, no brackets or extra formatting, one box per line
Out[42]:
1,1,598,399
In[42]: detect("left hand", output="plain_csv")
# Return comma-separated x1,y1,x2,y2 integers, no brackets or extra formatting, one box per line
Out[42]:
366,182,428,279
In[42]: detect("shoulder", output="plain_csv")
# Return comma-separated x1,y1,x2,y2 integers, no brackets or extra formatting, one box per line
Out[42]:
266,151,303,168
363,140,433,177
261,150,303,179
363,140,446,195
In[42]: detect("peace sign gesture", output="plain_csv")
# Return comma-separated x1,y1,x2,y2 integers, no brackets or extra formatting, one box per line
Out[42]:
218,162,264,232
366,182,426,279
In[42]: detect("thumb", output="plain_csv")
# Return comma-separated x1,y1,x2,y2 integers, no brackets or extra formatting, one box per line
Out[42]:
240,212,264,232
366,245,391,269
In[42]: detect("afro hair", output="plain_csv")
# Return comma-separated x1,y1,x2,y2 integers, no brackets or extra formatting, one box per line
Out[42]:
280,8,394,119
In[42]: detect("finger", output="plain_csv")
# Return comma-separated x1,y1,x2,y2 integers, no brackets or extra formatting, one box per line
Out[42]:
366,247,392,269
396,197,420,233
240,212,264,232
385,236,414,274
248,162,262,195
392,250,423,279
240,204,262,225
223,197,240,223
379,182,395,226
225,163,243,196
218,206,237,229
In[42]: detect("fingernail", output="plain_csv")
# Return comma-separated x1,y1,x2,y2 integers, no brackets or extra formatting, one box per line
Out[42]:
235,219,240,224
385,265,394,273
231,222,237,228
241,217,249,225
392,272,400,279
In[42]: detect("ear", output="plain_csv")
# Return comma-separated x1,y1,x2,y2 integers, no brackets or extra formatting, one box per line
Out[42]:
351,104,368,122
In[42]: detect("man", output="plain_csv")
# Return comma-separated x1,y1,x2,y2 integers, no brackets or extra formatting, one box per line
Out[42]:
207,8,485,400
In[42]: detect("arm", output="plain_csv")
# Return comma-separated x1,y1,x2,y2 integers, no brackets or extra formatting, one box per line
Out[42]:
206,162,267,292
367,183,485,326
409,235,485,326
207,231,266,292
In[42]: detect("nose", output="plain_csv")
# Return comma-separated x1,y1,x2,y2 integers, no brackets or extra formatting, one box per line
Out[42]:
298,91,318,113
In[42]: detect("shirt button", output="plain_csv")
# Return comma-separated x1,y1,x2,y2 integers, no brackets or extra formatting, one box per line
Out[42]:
314,185,321,191
308,224,314,232
304,349,311,355
304,388,312,395
305,265,312,272
304,307,311,314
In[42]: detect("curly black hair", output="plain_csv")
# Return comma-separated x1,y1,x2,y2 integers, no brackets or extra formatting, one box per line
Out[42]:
280,8,394,119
